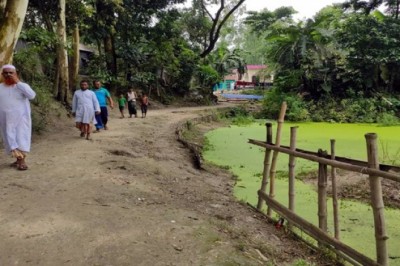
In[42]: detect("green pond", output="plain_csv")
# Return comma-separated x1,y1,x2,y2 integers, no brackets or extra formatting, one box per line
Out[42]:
203,122,400,264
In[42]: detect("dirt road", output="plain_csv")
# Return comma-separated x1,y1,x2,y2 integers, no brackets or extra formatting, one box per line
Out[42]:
0,104,328,266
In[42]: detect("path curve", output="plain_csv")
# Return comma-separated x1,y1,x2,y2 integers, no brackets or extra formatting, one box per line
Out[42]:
0,104,328,265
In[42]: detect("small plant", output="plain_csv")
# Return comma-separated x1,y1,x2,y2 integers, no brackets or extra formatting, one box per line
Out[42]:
380,140,400,166
291,259,316,266
186,120,193,130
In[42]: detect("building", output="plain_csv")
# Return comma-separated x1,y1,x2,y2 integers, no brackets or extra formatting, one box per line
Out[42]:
214,64,272,92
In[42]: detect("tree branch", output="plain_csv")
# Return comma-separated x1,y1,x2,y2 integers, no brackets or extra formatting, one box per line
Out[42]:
200,0,245,58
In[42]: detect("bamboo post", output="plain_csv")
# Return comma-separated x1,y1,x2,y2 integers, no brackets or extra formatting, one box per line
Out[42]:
257,123,273,210
288,126,298,212
365,133,388,266
317,149,328,235
267,101,287,216
288,126,298,229
330,139,340,240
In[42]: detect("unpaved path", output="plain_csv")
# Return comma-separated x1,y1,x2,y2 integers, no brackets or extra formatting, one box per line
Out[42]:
0,104,329,266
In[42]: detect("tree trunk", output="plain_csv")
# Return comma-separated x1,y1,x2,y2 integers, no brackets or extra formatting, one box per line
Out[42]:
0,0,29,65
56,0,69,104
103,34,117,76
69,24,80,93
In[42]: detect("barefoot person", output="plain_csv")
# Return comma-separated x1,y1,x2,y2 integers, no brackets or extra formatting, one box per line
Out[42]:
0,64,36,170
140,93,149,118
72,80,100,140
117,93,127,118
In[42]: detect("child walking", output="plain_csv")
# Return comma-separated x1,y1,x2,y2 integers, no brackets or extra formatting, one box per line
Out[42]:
140,93,149,118
117,94,127,118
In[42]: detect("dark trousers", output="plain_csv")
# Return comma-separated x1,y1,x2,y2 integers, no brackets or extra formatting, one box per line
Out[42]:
141,105,148,114
95,106,109,129
128,101,137,115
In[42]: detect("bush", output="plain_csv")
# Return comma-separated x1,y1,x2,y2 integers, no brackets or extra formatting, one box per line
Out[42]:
261,89,400,123
377,112,399,126
261,88,309,121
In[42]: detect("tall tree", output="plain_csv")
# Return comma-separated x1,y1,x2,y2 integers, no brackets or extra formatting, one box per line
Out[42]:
194,0,246,58
0,0,29,65
55,0,69,103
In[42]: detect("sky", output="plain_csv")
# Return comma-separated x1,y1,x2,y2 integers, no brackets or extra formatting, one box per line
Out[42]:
177,1,348,20
244,0,346,19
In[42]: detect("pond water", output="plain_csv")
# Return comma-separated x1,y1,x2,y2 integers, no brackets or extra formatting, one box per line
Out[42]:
203,121,400,264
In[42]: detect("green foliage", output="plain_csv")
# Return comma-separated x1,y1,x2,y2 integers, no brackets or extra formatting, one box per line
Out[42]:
261,88,310,121
195,64,220,88
377,113,400,126
217,106,255,126
14,38,58,133
291,259,316,266
261,88,400,123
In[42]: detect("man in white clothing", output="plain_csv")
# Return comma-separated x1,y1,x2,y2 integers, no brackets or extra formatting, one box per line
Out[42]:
0,64,36,170
72,80,100,140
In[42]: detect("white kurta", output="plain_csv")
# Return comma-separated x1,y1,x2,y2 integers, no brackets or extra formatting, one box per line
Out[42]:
72,89,100,124
0,82,36,154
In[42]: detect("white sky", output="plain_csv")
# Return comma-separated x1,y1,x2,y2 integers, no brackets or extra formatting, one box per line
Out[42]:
176,1,347,19
244,0,346,19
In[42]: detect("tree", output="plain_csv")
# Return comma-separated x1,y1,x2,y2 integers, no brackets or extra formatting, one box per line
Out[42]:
0,0,29,65
337,12,400,94
244,6,297,33
55,0,69,103
185,0,246,58
342,0,400,18
209,46,246,79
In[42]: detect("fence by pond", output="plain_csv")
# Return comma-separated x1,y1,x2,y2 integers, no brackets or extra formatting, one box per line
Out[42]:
248,103,400,266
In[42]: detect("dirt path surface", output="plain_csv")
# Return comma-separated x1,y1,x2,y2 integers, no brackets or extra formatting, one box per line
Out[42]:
0,104,329,266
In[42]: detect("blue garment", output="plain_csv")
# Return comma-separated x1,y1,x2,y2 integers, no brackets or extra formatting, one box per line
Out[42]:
95,106,109,129
92,87,111,107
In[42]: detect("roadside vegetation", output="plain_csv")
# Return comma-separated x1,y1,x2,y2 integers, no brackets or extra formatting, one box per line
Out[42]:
242,2,400,124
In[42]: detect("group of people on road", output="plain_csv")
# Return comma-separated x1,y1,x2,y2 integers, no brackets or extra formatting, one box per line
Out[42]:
117,88,149,119
0,64,150,170
72,80,150,140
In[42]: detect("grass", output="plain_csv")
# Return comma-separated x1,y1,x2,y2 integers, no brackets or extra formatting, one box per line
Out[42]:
203,121,400,265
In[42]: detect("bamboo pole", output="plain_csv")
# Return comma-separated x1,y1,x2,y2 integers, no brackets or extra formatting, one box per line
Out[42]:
267,102,287,216
257,123,273,210
258,190,380,266
330,139,340,240
365,133,388,266
248,139,400,182
288,126,297,229
317,150,328,237
288,127,297,212
278,144,400,172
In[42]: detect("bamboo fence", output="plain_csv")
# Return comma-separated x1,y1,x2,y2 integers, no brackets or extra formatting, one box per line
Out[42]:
250,116,398,266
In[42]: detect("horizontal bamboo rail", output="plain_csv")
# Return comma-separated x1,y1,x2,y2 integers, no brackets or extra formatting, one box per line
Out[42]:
249,139,400,183
258,190,379,266
279,144,400,173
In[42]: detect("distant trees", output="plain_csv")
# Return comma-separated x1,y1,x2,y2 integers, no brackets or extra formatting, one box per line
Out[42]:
244,3,400,99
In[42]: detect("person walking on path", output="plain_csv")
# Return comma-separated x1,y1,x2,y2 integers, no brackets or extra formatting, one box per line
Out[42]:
140,93,149,118
72,80,100,140
0,64,36,170
127,88,137,118
117,94,127,118
92,80,114,131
